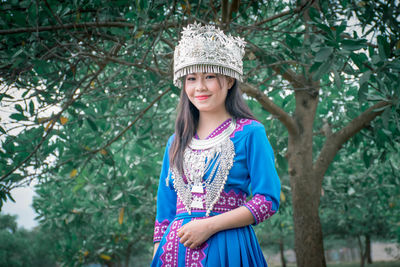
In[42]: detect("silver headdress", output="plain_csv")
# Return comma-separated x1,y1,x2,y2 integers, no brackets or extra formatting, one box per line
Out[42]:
173,22,246,87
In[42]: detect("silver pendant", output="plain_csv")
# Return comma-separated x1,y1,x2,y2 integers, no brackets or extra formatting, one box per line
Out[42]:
191,184,204,193
191,197,204,209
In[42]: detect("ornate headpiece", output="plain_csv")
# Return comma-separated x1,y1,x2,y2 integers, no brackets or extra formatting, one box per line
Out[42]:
173,22,246,87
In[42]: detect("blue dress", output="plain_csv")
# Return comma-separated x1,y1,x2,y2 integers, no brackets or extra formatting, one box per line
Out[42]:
151,119,281,267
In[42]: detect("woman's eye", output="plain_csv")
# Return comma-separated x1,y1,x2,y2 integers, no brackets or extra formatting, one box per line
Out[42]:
187,77,195,81
206,75,216,79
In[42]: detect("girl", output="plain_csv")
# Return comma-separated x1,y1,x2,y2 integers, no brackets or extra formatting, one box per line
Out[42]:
151,23,281,267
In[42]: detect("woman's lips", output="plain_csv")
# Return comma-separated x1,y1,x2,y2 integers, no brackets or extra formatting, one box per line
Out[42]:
195,95,210,100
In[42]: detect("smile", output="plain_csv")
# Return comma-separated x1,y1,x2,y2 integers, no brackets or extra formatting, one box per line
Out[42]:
195,95,211,100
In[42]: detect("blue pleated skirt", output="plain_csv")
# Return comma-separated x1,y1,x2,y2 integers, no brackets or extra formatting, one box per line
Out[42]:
151,212,268,267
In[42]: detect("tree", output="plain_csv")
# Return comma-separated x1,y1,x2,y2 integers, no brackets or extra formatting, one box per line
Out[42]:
33,115,174,266
320,142,400,267
1,1,399,266
0,214,56,267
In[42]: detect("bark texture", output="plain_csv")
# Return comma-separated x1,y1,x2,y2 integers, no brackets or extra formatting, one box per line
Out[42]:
366,235,372,264
241,81,389,267
288,89,328,267
280,238,287,267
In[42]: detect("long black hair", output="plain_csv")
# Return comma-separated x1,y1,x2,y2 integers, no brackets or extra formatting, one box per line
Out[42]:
169,76,256,174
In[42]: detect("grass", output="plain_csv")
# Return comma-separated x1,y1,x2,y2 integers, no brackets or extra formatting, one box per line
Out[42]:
269,261,400,267
327,261,400,267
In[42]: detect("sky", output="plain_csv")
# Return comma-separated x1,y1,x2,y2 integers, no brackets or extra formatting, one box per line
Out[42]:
0,84,43,230
2,185,38,229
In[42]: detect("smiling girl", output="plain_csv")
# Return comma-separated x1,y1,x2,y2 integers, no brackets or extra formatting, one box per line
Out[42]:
151,23,281,267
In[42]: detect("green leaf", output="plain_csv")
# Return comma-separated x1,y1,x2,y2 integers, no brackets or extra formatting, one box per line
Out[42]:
314,47,333,62
15,104,23,113
0,125,6,134
359,71,371,86
308,7,321,22
341,39,367,51
377,35,390,60
309,62,322,73
285,34,301,48
362,150,371,168
29,100,35,116
333,68,342,89
358,83,368,102
312,60,332,80
0,93,14,101
10,113,28,121
113,192,123,201
32,59,49,75
316,23,333,38
86,118,98,132
350,52,368,71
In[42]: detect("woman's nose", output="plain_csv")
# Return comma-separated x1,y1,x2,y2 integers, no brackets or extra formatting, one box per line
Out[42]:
195,77,206,90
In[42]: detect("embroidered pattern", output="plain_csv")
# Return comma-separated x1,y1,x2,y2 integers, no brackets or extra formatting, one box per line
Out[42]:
207,118,232,139
244,194,275,224
176,189,247,215
154,219,171,242
185,237,208,266
230,118,255,138
161,219,183,267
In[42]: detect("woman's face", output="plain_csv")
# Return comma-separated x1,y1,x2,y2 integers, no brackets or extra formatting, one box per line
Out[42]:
184,73,234,114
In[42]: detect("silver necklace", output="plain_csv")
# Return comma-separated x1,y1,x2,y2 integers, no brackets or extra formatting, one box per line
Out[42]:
171,119,236,216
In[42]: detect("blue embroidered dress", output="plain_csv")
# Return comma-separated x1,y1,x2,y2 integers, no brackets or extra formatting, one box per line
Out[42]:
151,119,281,267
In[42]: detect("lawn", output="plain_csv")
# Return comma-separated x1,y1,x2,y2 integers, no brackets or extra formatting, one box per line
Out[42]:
269,261,400,267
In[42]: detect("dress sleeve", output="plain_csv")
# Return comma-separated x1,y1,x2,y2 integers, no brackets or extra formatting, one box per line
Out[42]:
243,124,281,225
153,135,177,243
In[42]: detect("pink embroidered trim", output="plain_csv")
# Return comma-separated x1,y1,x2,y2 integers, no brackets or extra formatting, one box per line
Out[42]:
230,118,255,138
244,194,275,225
185,219,208,267
207,118,232,139
154,219,170,242
161,219,183,267
194,118,232,140
194,118,255,140
176,189,247,215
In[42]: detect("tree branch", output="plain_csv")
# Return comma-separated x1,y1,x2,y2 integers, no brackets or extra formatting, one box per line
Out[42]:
246,42,307,89
53,87,172,170
228,0,240,23
0,67,105,182
222,0,229,24
95,88,172,152
0,21,177,35
313,100,391,178
241,82,298,135
248,0,310,28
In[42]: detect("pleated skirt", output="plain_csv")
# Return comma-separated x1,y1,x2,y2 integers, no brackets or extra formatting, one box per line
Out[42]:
151,212,268,267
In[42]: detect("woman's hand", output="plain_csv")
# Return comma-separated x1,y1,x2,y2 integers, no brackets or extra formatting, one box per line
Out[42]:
177,218,215,249
176,206,255,250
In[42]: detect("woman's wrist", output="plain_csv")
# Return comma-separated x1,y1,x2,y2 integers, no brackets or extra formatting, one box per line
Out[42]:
205,216,220,235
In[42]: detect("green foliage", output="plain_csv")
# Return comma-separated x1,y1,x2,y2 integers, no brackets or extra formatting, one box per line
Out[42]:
321,142,400,241
0,214,56,267
32,95,175,265
0,0,399,265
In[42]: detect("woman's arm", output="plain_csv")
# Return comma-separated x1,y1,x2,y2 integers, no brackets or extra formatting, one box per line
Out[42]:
153,242,160,259
177,206,254,249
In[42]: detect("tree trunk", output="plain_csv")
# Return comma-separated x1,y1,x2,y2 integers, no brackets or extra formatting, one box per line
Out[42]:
279,238,287,267
358,236,365,267
365,234,372,264
125,243,132,267
288,90,327,267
